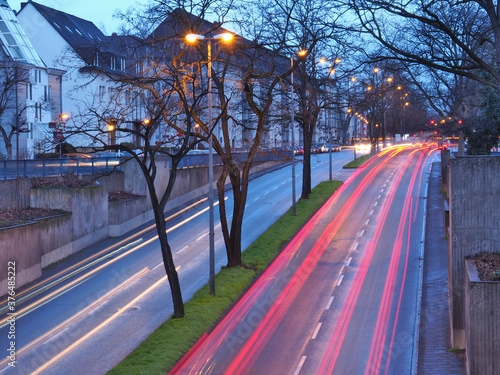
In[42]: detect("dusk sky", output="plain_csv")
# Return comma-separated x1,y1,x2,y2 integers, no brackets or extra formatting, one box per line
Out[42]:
9,0,140,35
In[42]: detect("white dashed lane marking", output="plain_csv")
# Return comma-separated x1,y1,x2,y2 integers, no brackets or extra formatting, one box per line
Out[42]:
312,323,322,340
326,296,335,310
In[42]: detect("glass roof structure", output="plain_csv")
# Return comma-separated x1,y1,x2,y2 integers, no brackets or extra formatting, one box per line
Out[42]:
0,2,45,66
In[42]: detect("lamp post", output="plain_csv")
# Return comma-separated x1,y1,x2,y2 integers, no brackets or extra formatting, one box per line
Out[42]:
186,32,233,295
290,56,297,216
291,51,306,215
58,113,69,158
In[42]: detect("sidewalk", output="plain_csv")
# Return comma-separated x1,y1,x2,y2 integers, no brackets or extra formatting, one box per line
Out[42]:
417,162,466,374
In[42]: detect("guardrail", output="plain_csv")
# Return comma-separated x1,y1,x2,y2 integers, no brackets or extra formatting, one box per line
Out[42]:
0,150,293,180
0,157,122,180
178,150,293,169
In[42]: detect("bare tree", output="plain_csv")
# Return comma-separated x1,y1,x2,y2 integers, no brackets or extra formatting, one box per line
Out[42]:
348,0,500,153
0,61,30,159
63,26,221,318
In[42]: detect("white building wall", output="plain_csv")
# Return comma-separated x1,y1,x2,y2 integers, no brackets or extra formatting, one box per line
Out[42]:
17,3,139,150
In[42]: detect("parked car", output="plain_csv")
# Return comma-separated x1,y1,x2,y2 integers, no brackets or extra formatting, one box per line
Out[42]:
311,142,325,154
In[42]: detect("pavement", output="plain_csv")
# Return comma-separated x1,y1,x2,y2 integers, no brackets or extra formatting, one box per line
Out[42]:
416,162,466,374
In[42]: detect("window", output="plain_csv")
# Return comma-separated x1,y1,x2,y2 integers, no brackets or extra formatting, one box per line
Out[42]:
0,7,43,65
93,52,100,66
120,58,126,71
110,56,116,70
99,86,105,102
44,86,48,101
26,83,32,100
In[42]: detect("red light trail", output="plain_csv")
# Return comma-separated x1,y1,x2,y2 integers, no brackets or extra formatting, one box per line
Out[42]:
170,144,437,375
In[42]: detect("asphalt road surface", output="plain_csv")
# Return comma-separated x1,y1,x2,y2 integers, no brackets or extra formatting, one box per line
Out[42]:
0,150,356,374
171,143,438,374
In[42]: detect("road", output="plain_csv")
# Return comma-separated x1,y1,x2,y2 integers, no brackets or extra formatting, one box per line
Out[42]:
0,150,355,374
170,143,438,374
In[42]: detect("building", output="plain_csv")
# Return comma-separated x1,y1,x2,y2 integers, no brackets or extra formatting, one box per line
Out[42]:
0,0,62,159
17,0,144,150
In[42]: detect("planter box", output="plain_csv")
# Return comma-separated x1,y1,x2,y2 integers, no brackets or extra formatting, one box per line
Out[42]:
465,258,500,375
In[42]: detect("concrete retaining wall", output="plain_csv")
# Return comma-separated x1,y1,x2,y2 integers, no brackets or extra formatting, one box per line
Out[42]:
0,213,71,295
448,155,500,347
465,259,500,375
1,157,286,292
30,184,109,265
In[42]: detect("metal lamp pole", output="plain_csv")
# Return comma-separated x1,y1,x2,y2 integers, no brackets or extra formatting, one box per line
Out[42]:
328,65,333,181
207,40,215,296
290,56,296,216
187,32,233,296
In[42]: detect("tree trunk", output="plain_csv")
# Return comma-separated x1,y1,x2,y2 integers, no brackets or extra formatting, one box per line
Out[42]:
217,161,244,267
227,196,243,266
153,207,184,318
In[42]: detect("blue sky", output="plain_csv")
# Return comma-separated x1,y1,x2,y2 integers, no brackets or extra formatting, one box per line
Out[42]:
9,0,139,35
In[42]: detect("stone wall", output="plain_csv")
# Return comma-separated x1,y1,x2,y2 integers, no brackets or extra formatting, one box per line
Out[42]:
464,259,500,375
0,213,71,295
448,155,500,347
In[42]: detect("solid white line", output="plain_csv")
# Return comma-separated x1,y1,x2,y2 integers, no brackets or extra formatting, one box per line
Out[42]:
293,356,307,375
359,229,365,237
326,296,335,310
312,323,322,339
345,257,352,267
337,275,344,286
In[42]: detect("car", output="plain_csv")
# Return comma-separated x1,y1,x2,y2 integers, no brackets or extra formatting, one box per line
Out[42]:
311,142,325,153
331,144,341,152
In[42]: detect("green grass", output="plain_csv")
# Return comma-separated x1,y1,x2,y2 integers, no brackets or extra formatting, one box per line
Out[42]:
108,180,342,375
343,154,373,169
447,347,466,353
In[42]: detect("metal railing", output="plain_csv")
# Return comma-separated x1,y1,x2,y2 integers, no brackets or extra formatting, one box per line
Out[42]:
0,157,122,180
0,150,293,180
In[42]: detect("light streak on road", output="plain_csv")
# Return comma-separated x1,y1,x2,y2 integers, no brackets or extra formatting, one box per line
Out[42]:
316,145,436,374
170,149,398,374
31,268,178,375
0,197,211,312
166,144,438,375
0,198,226,327
0,268,150,369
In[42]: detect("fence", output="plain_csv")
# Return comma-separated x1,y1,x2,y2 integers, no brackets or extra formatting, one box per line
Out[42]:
1,150,293,180
0,157,122,180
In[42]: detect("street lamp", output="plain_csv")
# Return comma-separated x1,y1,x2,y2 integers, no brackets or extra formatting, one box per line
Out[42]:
290,49,306,215
58,113,69,158
186,31,233,296
320,57,341,181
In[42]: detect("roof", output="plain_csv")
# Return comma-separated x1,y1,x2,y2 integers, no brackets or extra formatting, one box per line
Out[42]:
22,1,106,52
0,1,44,66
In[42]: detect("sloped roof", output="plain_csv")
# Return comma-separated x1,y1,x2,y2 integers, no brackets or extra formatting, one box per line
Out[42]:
22,1,106,51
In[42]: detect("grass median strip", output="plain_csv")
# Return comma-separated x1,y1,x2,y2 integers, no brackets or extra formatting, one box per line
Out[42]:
108,180,342,375
343,154,372,169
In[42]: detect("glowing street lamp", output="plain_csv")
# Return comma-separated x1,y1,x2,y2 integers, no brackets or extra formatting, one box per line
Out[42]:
186,31,233,296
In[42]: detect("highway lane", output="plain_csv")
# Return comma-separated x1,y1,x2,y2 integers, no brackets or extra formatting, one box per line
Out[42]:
170,143,438,374
0,150,355,374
